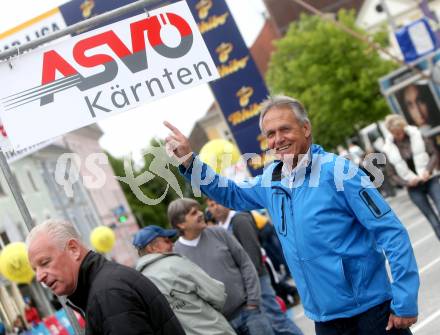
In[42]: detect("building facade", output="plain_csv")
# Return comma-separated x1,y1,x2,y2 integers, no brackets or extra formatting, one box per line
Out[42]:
0,125,139,330
263,0,364,35
61,125,138,266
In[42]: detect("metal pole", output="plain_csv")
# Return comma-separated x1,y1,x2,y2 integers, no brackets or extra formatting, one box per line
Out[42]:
0,1,160,332
0,150,84,334
0,0,157,61
289,0,432,82
0,151,34,230
379,0,397,31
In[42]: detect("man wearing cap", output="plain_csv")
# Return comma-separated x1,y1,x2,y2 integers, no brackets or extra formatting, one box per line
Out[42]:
133,225,237,335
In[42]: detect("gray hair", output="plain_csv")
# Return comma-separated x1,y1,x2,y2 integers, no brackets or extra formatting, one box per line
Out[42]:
384,114,407,131
259,95,310,132
167,198,200,230
26,219,81,249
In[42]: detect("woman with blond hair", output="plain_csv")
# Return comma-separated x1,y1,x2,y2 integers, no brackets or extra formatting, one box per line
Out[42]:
383,114,440,239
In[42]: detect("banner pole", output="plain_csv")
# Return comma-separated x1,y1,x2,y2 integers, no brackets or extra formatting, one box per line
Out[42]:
0,150,84,334
0,0,156,61
0,1,161,331
0,150,34,231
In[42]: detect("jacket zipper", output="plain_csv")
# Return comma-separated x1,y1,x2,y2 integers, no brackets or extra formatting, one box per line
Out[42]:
273,184,321,315
291,188,321,315
281,198,286,236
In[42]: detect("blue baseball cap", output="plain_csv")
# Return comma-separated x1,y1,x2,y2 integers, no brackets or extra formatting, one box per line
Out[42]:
132,225,178,249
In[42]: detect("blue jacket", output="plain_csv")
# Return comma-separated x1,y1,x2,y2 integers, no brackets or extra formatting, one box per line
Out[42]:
181,144,419,321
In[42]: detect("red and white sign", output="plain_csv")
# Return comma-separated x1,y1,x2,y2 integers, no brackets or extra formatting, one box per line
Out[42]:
0,1,219,149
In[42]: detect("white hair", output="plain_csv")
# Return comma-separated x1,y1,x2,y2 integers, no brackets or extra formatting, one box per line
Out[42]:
259,95,310,133
384,114,407,131
26,219,81,249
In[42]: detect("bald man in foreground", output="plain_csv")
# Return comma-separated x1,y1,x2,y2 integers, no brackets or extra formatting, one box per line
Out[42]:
27,219,185,335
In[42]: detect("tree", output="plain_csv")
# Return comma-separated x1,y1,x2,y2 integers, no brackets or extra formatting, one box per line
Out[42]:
107,139,192,228
266,10,397,149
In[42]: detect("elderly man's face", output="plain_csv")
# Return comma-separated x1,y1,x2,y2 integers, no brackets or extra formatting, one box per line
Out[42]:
178,206,206,234
262,107,311,165
28,233,79,296
148,237,174,253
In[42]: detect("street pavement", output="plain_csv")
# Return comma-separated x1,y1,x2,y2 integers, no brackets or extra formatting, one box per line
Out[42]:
289,189,440,335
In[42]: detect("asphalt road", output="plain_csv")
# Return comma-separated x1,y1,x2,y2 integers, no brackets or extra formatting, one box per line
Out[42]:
289,190,440,335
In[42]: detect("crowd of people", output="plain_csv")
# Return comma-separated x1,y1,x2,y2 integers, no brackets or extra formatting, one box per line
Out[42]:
337,114,440,241
18,94,440,334
163,95,420,334
24,211,304,335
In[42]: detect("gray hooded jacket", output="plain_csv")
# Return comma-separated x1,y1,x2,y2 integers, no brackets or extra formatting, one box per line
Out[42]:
136,253,236,335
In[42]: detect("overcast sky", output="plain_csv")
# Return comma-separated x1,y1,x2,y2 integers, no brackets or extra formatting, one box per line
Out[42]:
0,0,266,160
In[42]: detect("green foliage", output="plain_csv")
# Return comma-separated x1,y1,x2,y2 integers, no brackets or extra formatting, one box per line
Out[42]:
107,139,194,229
266,10,397,148
372,25,391,48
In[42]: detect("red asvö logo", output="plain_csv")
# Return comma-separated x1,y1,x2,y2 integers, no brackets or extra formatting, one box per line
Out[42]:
1,12,194,111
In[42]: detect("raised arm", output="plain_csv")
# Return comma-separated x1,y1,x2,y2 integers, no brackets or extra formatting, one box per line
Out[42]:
164,121,268,211
164,121,194,168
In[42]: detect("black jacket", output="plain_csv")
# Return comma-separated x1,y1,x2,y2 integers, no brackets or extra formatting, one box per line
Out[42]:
67,251,185,335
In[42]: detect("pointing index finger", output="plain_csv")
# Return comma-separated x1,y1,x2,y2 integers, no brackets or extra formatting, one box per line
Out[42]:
164,121,184,137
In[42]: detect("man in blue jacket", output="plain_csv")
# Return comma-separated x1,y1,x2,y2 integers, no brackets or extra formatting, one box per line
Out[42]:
164,95,419,335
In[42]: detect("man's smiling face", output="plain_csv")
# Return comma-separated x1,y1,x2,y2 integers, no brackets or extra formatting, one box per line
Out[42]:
262,106,311,167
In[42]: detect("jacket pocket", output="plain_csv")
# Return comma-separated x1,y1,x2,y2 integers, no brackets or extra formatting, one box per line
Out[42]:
341,257,361,306
302,254,358,317
361,252,391,300
359,188,391,218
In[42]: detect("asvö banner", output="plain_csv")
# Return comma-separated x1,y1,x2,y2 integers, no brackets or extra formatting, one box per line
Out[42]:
58,0,272,176
0,1,218,149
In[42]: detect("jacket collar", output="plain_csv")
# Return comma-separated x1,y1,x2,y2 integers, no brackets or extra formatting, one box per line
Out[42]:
67,251,107,311
271,160,283,182
136,252,180,272
271,144,323,182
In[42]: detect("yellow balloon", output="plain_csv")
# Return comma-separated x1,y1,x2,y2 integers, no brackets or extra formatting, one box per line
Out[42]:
90,226,116,253
199,139,240,173
0,242,34,284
